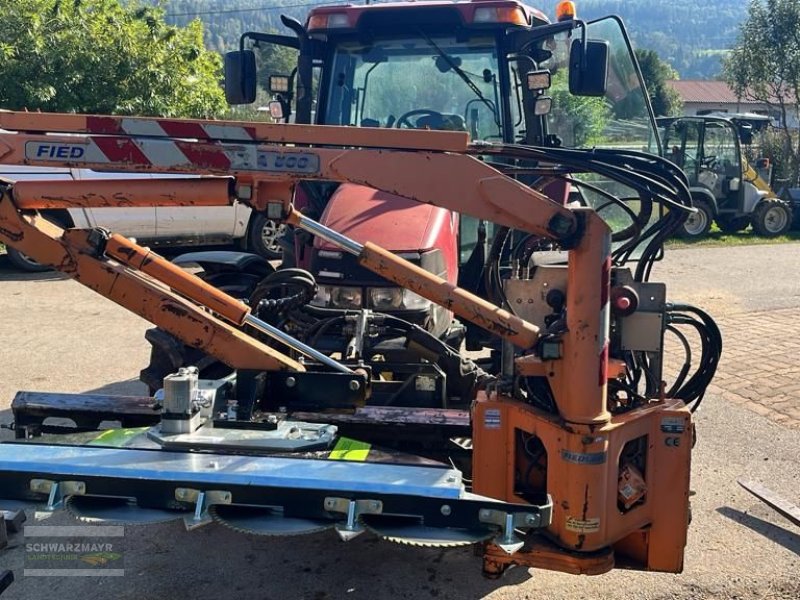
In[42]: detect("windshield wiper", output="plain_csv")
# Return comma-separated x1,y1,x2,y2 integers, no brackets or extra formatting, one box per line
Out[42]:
418,31,501,129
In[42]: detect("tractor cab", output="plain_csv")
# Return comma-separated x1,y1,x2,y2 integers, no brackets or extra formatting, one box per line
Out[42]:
226,2,658,245
227,1,656,153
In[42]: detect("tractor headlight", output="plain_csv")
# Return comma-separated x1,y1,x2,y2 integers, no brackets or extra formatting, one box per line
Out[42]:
313,285,430,312
329,286,363,309
369,287,403,310
310,285,332,307
369,287,431,311
401,289,431,311
310,284,363,309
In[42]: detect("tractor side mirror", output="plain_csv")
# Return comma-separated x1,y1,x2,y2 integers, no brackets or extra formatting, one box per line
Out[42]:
224,50,257,105
568,38,609,97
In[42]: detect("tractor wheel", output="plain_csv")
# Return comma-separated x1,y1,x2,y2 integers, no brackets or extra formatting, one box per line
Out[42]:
751,199,793,237
677,199,713,238
715,215,750,233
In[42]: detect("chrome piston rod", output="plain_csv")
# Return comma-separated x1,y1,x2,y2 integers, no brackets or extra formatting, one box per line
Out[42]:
243,314,354,374
292,212,363,256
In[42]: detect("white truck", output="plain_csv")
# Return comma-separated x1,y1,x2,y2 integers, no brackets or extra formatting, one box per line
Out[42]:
0,166,284,270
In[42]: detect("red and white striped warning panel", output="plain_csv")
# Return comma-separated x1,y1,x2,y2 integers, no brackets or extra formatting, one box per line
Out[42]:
23,137,320,175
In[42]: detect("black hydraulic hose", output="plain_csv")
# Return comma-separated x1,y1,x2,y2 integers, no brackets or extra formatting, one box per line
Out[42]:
250,268,317,316
666,303,722,412
470,143,692,281
474,144,692,215
665,324,693,397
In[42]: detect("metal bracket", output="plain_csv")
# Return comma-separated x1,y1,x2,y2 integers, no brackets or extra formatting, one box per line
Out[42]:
175,488,232,530
324,497,382,541
30,479,86,511
479,508,541,555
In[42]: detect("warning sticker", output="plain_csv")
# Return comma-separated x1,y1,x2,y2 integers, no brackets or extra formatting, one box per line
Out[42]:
329,437,372,462
89,427,149,447
660,417,686,434
484,409,501,429
565,517,601,533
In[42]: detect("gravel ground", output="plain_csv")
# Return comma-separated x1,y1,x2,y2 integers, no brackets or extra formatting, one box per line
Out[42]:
0,243,798,600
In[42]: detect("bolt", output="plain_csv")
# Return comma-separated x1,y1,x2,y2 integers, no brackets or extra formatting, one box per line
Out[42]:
525,514,537,526
285,376,296,388
440,505,452,516
479,509,490,520
370,501,380,511
349,379,361,391
176,489,187,500
446,475,457,483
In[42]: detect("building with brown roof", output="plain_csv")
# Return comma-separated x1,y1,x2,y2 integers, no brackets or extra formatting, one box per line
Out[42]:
666,80,798,128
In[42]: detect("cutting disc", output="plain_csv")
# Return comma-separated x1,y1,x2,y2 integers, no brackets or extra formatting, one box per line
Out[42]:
361,515,494,547
65,496,186,525
210,504,332,536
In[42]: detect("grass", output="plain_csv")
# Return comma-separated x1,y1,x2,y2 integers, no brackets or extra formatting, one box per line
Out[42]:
667,226,800,248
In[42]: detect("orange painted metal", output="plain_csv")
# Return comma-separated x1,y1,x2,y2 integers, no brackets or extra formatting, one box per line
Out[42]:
0,190,303,374
0,111,469,152
358,241,540,349
321,149,576,240
104,234,251,325
483,538,615,576
472,392,692,573
548,210,612,425
0,113,693,575
11,178,233,209
0,132,576,240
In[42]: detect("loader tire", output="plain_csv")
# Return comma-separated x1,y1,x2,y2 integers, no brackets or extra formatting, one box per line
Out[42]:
677,199,712,238
751,198,792,237
715,215,750,233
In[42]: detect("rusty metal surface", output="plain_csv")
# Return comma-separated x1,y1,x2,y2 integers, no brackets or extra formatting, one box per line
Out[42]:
0,129,574,239
105,234,250,325
11,177,233,209
293,406,471,427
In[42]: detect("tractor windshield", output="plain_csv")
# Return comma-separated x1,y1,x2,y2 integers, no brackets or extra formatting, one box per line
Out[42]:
324,36,502,141
543,17,656,153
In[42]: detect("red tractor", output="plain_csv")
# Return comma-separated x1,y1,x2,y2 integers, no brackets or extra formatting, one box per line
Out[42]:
143,0,658,400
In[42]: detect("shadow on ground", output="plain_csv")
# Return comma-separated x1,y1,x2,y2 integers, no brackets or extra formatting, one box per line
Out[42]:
717,506,800,556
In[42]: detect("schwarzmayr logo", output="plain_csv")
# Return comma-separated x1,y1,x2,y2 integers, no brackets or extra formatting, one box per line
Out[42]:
24,525,125,577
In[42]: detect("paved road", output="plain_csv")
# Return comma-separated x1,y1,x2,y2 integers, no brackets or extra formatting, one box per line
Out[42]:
0,243,799,600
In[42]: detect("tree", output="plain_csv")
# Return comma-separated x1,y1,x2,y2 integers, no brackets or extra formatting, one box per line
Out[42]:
549,71,611,148
635,49,682,117
0,0,226,118
723,0,800,183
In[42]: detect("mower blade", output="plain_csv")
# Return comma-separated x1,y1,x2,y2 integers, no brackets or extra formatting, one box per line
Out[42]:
65,496,186,525
210,504,332,536
361,514,494,548
737,479,800,528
